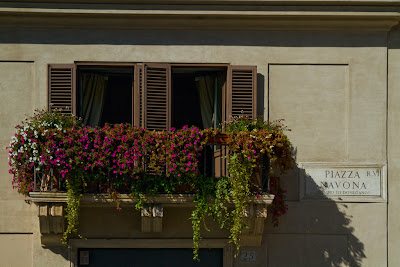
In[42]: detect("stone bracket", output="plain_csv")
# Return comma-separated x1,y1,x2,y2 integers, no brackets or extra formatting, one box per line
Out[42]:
240,204,268,246
141,204,163,233
38,203,65,234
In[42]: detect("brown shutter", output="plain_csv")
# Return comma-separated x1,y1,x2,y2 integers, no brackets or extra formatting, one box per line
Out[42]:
143,64,171,131
133,64,142,127
226,65,257,120
48,64,76,114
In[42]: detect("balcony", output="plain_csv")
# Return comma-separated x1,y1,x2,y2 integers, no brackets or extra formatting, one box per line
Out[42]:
29,141,274,247
9,112,292,255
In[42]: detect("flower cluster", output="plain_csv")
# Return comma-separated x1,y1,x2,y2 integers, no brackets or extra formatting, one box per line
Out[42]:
8,110,205,195
8,109,81,194
8,111,294,259
221,116,292,227
269,176,288,226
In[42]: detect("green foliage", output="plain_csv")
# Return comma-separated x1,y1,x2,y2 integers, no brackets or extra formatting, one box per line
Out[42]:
9,111,294,260
223,115,288,133
62,175,83,245
226,153,252,253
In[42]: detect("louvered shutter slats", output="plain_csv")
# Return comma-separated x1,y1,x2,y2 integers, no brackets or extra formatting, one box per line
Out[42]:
144,64,171,131
227,66,257,119
48,65,75,114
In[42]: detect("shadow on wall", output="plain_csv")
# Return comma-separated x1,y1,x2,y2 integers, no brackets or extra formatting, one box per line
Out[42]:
262,148,366,267
42,153,366,267
0,28,387,47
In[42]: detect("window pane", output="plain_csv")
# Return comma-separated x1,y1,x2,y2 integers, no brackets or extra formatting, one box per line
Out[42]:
78,67,133,127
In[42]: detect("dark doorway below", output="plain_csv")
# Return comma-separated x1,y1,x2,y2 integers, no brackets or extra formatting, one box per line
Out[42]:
78,248,223,267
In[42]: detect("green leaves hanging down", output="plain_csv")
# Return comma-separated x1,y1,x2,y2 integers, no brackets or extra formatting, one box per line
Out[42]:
62,174,84,246
9,111,294,261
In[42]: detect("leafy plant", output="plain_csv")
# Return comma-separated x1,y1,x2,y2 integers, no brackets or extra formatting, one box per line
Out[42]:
62,175,84,245
8,111,293,260
223,116,292,227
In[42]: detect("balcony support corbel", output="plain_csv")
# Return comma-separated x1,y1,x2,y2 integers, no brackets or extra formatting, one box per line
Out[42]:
240,204,269,247
141,204,163,233
38,203,64,234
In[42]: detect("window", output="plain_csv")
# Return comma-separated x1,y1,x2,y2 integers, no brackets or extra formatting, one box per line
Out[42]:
48,63,257,130
48,62,257,176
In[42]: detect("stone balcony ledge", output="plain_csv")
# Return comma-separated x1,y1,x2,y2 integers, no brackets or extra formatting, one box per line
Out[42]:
30,192,274,246
29,192,274,206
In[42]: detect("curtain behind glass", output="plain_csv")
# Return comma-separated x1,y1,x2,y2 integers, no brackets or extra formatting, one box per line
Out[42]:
82,73,107,126
195,75,215,129
215,73,224,129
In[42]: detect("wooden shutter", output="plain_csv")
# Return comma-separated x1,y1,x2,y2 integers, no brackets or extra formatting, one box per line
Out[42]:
143,64,171,131
226,65,257,119
48,64,75,114
133,64,143,127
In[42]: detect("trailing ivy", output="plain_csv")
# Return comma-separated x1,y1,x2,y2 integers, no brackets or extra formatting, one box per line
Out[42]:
8,111,293,260
226,152,252,254
62,176,83,245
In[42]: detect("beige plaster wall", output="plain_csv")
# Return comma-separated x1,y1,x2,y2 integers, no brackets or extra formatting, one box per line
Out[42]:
388,26,400,267
0,28,389,266
0,234,33,267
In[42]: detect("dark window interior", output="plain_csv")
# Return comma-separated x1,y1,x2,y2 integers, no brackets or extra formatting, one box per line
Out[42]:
77,65,225,130
171,72,203,129
101,75,132,125
172,67,226,178
77,66,133,127
171,67,225,129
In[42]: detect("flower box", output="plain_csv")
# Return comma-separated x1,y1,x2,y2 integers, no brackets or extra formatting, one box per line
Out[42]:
204,132,229,145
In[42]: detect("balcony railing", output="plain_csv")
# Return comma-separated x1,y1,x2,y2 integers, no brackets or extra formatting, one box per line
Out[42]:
33,143,270,194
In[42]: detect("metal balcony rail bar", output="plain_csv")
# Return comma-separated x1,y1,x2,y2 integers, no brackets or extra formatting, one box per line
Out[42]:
33,144,270,194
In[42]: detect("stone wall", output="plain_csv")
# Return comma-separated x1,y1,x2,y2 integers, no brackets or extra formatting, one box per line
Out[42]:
0,6,396,266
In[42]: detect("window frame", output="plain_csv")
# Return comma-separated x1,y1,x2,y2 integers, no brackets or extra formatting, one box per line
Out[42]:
48,62,257,129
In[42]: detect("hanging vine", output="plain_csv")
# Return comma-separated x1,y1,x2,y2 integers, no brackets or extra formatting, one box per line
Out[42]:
8,111,293,260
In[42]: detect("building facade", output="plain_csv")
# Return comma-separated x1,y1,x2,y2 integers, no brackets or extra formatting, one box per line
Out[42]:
1,1,400,266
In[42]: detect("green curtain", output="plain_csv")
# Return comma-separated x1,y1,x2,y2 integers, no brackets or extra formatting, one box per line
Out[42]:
195,74,224,129
82,73,107,126
195,75,215,129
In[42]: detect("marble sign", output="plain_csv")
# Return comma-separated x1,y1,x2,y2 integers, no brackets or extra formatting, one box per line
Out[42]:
300,163,386,201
